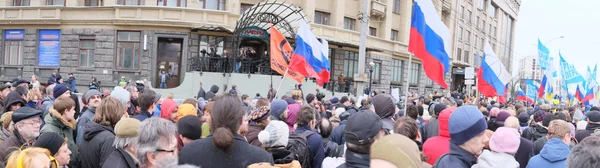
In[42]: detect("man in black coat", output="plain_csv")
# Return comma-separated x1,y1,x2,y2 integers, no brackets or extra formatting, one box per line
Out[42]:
575,110,600,143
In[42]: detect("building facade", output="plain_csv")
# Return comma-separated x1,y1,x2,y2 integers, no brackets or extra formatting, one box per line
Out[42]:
444,0,520,94
518,56,543,81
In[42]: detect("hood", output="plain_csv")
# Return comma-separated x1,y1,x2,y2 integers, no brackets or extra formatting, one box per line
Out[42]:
472,150,520,168
4,91,25,112
47,107,76,129
160,99,178,120
175,104,197,122
246,124,263,145
83,122,114,141
532,124,549,134
268,147,296,164
540,138,570,162
438,108,454,137
285,104,301,127
210,85,219,93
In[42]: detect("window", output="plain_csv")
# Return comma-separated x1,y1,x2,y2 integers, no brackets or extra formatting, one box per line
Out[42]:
481,20,486,32
369,27,377,36
393,0,401,14
476,16,480,29
118,0,143,5
79,39,95,67
240,3,253,14
460,6,465,19
46,0,64,5
474,35,478,48
343,17,356,31
13,0,29,6
480,38,484,49
456,48,462,61
3,30,24,65
372,61,382,83
342,51,359,78
391,59,403,82
492,26,496,38
425,78,433,86
478,0,486,9
199,0,225,10
464,50,469,63
199,35,231,57
489,4,497,18
314,11,330,25
391,30,399,41
465,31,471,44
458,27,463,41
488,24,492,35
475,52,480,66
116,31,141,69
85,0,99,6
410,63,420,85
158,0,185,7
467,10,472,24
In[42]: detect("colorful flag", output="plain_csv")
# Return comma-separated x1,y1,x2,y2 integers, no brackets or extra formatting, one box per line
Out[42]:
477,41,511,97
526,79,540,100
575,85,583,102
288,21,330,85
560,53,586,95
408,0,451,88
537,39,550,70
269,24,305,83
517,87,534,103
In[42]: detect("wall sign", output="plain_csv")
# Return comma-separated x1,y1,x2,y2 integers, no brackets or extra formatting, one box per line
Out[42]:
4,30,24,40
38,30,61,66
240,26,269,40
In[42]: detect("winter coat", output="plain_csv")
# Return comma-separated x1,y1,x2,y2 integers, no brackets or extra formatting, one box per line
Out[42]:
132,110,152,122
0,127,11,143
322,139,340,157
423,108,452,165
0,99,4,114
522,124,548,142
421,117,439,143
574,122,600,143
197,87,206,100
526,138,570,168
0,130,30,163
322,144,346,168
381,118,394,135
514,137,534,168
243,102,252,114
205,85,219,100
179,134,274,168
533,136,548,155
41,107,79,167
330,120,347,145
102,148,138,168
472,150,520,168
339,150,369,168
294,125,325,168
229,88,238,95
267,147,302,168
79,122,116,168
71,93,81,120
42,99,54,117
245,124,264,148
127,98,137,116
434,142,477,168
76,107,96,146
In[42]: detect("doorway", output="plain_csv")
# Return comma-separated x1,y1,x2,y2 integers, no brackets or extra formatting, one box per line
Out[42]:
156,37,183,88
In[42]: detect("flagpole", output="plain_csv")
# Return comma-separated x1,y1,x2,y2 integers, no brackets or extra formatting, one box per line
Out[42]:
274,67,289,99
404,53,413,111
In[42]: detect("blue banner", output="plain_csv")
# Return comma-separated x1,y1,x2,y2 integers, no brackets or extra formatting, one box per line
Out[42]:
538,39,550,70
4,30,24,40
560,53,586,95
38,30,61,66
526,79,539,100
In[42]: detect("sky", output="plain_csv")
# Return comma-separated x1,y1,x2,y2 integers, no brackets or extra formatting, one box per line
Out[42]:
513,0,600,78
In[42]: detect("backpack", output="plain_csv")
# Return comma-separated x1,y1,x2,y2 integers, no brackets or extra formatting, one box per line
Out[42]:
286,131,316,168
328,143,345,158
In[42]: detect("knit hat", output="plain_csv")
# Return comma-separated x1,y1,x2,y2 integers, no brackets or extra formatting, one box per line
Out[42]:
372,94,395,119
177,115,202,140
533,110,547,122
370,134,422,168
175,104,197,122
270,99,288,119
285,104,301,129
305,93,315,103
518,112,529,125
334,108,346,118
489,127,521,155
15,86,28,96
53,84,69,99
111,87,131,107
12,107,42,124
433,103,447,116
33,132,64,155
283,97,296,105
258,120,290,147
496,111,511,122
490,107,500,117
586,110,600,123
449,106,487,145
160,99,179,120
249,106,271,122
114,118,141,138
330,97,339,104
345,110,382,145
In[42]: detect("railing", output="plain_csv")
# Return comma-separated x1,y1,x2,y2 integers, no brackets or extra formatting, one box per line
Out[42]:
187,56,278,75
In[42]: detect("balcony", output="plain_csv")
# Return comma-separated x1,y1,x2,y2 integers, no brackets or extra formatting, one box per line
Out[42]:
371,0,386,17
442,0,452,15
0,6,239,28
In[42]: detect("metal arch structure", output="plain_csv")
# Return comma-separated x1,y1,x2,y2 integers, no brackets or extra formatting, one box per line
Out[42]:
230,1,309,72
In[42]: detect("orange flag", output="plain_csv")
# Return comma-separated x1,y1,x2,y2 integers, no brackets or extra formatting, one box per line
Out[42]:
270,24,305,83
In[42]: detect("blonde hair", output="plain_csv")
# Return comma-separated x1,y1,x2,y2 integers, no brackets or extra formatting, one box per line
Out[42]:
27,88,42,102
94,97,124,128
167,93,174,99
548,120,571,139
6,147,57,168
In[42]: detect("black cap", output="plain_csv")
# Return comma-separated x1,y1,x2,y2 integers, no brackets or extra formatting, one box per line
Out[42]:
12,107,42,123
33,132,64,155
0,84,10,91
15,86,28,96
344,111,382,145
340,96,349,104
434,103,447,115
177,116,203,140
587,110,600,123
15,79,30,86
306,93,316,103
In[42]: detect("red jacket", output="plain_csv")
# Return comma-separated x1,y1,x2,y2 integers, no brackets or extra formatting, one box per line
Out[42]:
423,107,455,165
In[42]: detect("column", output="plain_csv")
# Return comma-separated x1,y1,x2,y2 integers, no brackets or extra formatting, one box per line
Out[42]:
303,0,315,23
333,0,345,28
383,0,393,40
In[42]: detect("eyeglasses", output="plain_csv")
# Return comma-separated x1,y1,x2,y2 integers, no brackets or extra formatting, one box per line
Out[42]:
22,119,42,126
155,148,176,153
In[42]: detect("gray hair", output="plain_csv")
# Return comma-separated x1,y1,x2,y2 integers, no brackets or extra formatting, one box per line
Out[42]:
125,84,137,93
113,137,137,149
46,84,55,96
153,156,200,168
568,136,600,168
136,118,177,167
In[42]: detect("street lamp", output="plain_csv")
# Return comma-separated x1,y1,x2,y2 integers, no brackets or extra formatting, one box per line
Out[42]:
369,62,375,95
544,36,564,46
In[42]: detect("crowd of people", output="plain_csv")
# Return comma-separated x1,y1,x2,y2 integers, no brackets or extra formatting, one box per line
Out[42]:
1,75,600,168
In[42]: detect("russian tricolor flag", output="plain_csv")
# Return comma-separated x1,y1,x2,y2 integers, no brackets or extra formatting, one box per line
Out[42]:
517,87,533,103
477,41,511,97
537,75,547,99
288,22,330,85
408,0,451,89
583,87,595,105
575,85,583,102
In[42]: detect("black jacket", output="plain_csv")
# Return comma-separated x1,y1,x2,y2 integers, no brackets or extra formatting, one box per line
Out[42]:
575,123,600,143
435,142,478,168
522,124,548,142
421,117,439,143
179,134,274,168
267,147,296,165
329,120,347,146
205,85,220,100
338,150,370,168
80,122,116,168
197,87,206,99
102,148,138,168
514,137,534,168
132,110,152,122
533,136,548,155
